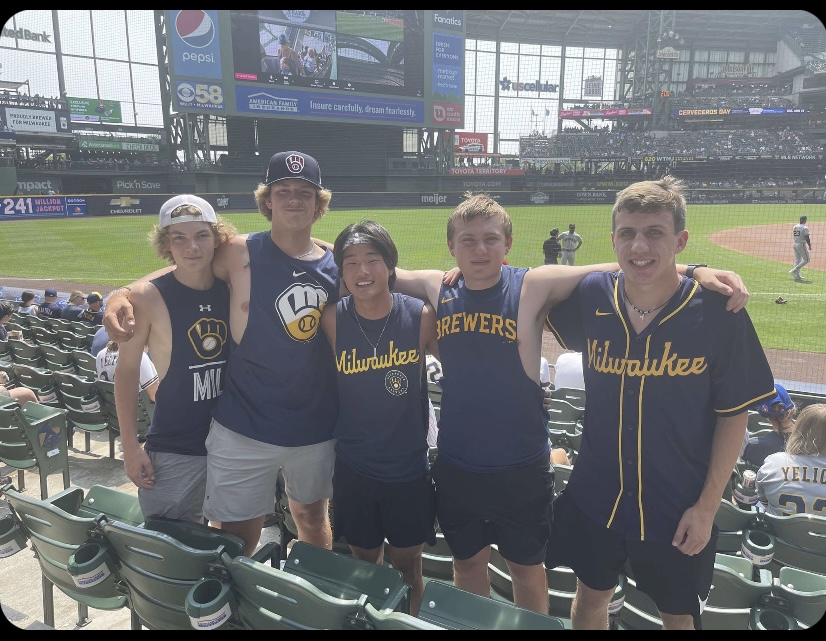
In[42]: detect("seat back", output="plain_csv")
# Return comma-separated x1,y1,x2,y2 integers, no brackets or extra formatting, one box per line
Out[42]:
421,532,454,582
8,338,44,367
777,566,826,628
96,379,152,439
427,382,443,407
71,349,98,379
747,411,773,433
57,329,88,351
31,325,60,347
212,552,370,630
101,518,244,630
2,485,139,626
12,363,60,406
546,398,584,423
714,499,760,554
39,344,77,374
552,463,573,495
550,387,586,409
363,602,446,630
0,338,14,364
0,402,70,499
763,511,826,575
418,580,565,630
53,370,99,399
283,541,410,612
701,554,774,630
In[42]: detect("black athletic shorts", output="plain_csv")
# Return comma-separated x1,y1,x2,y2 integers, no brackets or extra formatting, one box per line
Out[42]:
332,457,436,550
547,490,716,629
431,455,554,565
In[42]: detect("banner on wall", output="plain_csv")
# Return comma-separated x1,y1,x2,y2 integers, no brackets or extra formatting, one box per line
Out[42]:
67,97,123,124
1,107,72,133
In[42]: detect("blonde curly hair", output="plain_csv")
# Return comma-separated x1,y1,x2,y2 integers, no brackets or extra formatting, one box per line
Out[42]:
148,206,237,263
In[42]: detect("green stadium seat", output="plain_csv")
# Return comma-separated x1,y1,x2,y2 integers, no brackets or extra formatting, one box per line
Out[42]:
71,349,98,381
0,401,70,499
30,325,61,347
57,329,89,351
0,338,13,364
38,343,77,375
777,566,826,628
12,363,61,407
100,517,247,630
550,387,586,409
701,554,774,630
421,532,454,582
762,511,826,576
417,579,565,630
95,379,153,448
8,338,44,367
546,398,584,423
1,484,142,629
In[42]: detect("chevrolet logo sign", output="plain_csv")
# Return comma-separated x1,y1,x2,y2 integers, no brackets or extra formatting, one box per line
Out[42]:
110,197,141,207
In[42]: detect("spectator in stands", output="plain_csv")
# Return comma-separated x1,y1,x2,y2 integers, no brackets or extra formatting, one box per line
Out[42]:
741,383,797,467
277,33,303,77
756,403,826,516
38,288,62,319
90,326,110,356
543,228,562,265
17,291,38,316
552,350,585,390
0,301,13,340
78,292,104,325
95,340,158,402
0,370,37,406
544,176,773,630
61,291,86,320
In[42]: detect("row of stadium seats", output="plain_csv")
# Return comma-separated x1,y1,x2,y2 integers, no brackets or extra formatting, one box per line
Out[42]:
0,481,566,630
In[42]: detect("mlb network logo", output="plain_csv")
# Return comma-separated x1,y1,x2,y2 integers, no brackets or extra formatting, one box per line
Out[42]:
172,10,221,79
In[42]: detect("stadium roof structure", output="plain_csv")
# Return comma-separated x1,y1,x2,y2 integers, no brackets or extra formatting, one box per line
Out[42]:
464,10,819,53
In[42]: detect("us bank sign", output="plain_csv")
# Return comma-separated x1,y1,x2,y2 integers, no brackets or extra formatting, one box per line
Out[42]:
499,77,559,93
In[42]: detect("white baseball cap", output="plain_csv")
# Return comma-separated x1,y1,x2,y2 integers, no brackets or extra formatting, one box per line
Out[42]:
158,195,217,229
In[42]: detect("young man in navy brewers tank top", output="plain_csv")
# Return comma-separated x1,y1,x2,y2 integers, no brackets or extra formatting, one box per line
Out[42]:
114,195,235,523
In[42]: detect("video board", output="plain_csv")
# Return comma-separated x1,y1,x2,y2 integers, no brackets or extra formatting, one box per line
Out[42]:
166,10,465,129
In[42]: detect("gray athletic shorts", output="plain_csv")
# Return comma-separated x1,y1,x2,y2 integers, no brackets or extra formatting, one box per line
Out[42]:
202,418,336,523
138,450,207,524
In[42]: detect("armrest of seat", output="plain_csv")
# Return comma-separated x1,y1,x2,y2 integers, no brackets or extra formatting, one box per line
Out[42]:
250,541,279,565
79,485,143,525
46,486,85,514
143,515,245,557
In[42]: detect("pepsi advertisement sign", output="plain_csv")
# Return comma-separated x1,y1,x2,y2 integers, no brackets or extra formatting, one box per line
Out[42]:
169,10,222,79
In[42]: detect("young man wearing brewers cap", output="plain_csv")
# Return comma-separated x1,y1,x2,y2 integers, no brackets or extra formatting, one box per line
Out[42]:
114,194,235,524
104,152,339,555
38,288,62,319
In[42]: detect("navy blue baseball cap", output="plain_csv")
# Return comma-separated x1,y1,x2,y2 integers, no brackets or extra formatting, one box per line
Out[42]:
757,384,794,418
264,151,322,188
44,288,57,298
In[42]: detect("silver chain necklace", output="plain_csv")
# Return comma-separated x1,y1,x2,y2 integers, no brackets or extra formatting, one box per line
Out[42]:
292,244,316,260
353,301,393,358
624,284,680,321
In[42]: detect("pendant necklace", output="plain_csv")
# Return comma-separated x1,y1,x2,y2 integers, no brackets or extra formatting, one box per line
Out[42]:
624,284,680,321
354,302,393,358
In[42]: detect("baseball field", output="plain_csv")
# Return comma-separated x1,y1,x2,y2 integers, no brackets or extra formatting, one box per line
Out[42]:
1,202,824,384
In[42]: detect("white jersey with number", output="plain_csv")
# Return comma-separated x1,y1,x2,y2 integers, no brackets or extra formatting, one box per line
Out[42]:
793,223,810,244
756,451,826,516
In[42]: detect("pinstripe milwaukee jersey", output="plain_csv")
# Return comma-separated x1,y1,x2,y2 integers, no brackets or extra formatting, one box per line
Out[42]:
546,271,775,542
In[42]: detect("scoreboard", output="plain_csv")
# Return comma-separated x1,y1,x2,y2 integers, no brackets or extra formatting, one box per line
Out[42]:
166,10,465,129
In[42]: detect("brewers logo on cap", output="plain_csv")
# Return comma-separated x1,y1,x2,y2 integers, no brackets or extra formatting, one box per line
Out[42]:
286,154,305,174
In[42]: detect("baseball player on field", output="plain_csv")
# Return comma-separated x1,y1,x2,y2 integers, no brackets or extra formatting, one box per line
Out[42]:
544,176,775,630
558,223,583,265
789,215,811,281
756,403,826,516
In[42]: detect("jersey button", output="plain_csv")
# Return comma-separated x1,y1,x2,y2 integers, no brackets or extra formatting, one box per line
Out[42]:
626,388,635,395
635,336,642,343
627,459,635,465
626,490,635,497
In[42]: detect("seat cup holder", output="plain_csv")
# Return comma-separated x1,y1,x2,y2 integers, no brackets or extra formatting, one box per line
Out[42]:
740,527,775,566
68,541,115,588
0,515,27,558
186,577,236,630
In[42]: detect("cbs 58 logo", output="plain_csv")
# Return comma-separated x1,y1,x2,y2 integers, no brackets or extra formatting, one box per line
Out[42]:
177,82,223,106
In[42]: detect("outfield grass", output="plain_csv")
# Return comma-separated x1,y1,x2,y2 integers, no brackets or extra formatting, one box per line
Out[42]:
2,203,823,353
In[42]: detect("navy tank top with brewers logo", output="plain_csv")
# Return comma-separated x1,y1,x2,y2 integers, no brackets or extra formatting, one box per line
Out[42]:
436,265,549,472
145,271,230,456
211,231,339,446
333,293,428,482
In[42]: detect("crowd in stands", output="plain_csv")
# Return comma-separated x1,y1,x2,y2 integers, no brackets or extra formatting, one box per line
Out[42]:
521,128,822,159
0,90,67,111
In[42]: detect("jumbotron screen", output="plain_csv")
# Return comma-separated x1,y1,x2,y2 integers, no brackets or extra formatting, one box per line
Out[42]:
167,10,465,129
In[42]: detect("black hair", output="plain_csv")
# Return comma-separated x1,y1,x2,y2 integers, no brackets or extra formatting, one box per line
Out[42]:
0,302,12,319
801,215,808,223
333,220,399,290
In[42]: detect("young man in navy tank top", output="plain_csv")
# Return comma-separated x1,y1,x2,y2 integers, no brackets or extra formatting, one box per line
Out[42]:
391,193,751,613
320,221,439,615
104,152,338,556
114,195,235,523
